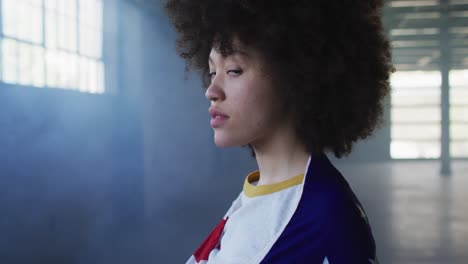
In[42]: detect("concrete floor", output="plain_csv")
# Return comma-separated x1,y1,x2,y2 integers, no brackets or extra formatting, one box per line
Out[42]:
334,160,468,264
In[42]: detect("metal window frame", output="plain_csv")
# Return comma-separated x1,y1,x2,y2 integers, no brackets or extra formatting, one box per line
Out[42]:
0,0,105,92
386,0,468,173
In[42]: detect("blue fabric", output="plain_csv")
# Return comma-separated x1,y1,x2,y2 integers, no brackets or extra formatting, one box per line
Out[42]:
260,153,376,264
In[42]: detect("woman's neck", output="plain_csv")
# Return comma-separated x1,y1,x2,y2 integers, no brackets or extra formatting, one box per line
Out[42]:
251,123,310,186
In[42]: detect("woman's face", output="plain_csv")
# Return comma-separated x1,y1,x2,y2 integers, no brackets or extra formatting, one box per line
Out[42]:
206,41,286,148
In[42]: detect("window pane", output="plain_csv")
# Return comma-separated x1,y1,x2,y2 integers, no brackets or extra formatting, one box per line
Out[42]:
391,141,440,159
2,38,19,83
80,27,102,58
45,11,58,49
79,57,95,93
0,39,2,81
450,70,468,109
390,71,442,159
450,88,468,106
449,69,468,88
450,70,468,157
46,12,78,52
2,0,43,44
2,0,105,93
57,15,68,50
24,0,42,7
17,3,30,40
79,0,102,29
392,124,440,140
58,0,77,17
79,57,104,93
451,124,468,140
451,107,468,122
392,107,441,123
29,4,43,44
46,0,77,16
391,89,440,106
45,0,57,10
66,20,78,52
57,15,77,51
18,42,45,87
390,71,441,89
2,0,19,38
451,141,468,158
97,61,105,93
1,39,44,87
46,50,79,89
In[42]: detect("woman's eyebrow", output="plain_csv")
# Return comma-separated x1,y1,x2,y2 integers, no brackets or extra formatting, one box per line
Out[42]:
231,49,249,61
209,50,248,65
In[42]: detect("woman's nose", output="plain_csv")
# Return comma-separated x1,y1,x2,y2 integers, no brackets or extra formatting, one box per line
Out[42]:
205,76,225,102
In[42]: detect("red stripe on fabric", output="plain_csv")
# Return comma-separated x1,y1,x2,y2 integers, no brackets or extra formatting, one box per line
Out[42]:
193,217,229,262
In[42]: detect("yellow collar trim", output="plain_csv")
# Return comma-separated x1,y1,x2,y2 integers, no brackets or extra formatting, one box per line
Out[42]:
243,170,305,198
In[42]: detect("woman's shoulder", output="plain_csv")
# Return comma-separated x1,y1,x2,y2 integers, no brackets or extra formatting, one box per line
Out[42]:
302,155,354,204
300,154,373,230
294,154,377,262
261,161,378,263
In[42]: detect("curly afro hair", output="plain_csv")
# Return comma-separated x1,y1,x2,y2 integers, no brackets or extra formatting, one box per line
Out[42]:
164,0,394,159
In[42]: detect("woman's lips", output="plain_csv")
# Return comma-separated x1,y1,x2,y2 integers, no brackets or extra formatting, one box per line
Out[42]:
209,107,229,128
210,115,228,127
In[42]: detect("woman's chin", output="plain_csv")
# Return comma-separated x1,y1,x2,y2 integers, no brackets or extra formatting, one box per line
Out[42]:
213,135,244,148
214,140,236,148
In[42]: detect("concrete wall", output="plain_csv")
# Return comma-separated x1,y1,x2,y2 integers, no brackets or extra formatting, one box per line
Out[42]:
0,1,146,263
0,84,144,263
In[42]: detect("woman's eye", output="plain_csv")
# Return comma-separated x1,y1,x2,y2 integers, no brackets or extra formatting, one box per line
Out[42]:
208,72,216,79
227,69,242,75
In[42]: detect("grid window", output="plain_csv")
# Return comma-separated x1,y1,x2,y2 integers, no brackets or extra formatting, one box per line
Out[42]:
450,70,468,158
385,0,468,160
1,37,45,87
2,0,43,44
0,0,104,93
390,71,442,159
391,70,468,159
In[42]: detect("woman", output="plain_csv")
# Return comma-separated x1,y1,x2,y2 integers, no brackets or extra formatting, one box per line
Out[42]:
164,0,393,263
